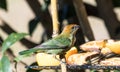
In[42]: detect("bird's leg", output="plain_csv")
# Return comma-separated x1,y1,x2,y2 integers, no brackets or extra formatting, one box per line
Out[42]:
59,53,67,72
53,54,61,61
59,53,66,64
53,54,67,72
53,54,66,64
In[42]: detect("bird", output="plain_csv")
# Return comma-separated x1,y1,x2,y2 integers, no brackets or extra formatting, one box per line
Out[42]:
19,24,79,57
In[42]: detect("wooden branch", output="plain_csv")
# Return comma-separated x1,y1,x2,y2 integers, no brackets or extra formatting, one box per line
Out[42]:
73,0,95,41
51,0,67,71
51,0,59,37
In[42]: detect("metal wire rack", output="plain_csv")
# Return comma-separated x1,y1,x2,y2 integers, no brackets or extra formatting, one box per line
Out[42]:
26,64,120,70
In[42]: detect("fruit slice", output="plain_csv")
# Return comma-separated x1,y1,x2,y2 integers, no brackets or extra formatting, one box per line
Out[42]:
106,41,120,54
36,53,60,66
67,52,98,65
65,47,78,62
80,40,106,52
36,47,78,66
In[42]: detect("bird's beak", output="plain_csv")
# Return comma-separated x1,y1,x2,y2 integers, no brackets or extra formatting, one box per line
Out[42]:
75,25,80,30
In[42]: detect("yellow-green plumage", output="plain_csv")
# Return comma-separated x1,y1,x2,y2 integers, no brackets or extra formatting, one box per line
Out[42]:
19,24,79,55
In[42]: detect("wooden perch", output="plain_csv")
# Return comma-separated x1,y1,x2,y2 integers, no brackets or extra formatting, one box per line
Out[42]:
51,0,59,37
51,0,67,72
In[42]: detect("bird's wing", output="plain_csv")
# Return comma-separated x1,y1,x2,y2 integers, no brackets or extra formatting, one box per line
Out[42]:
19,36,71,55
36,36,71,49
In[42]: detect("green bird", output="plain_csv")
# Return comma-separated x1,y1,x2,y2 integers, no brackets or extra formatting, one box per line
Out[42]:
19,24,79,56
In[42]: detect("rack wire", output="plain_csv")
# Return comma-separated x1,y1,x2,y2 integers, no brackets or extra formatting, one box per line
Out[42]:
26,64,120,70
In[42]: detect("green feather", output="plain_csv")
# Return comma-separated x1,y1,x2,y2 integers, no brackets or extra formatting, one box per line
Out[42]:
19,24,79,55
19,35,71,55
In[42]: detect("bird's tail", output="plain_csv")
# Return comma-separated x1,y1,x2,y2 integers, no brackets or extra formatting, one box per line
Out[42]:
19,48,42,55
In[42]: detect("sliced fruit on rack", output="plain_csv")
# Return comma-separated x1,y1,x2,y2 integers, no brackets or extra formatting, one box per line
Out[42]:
101,47,112,55
80,40,107,52
36,47,78,66
106,41,120,54
100,57,120,66
67,52,99,65
65,47,78,62
36,53,60,66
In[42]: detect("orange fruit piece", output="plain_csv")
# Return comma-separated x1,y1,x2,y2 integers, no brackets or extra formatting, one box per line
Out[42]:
106,41,120,54
65,47,78,62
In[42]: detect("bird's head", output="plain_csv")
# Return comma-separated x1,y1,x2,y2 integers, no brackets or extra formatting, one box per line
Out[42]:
61,24,79,36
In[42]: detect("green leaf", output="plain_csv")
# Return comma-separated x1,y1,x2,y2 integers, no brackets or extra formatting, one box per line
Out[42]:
0,60,2,72
0,55,12,72
2,33,28,54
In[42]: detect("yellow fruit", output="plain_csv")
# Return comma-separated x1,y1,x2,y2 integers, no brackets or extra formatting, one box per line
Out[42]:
36,47,78,66
36,53,60,66
106,41,120,54
65,47,78,62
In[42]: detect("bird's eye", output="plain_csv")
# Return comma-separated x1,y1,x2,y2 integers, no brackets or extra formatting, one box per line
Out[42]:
71,26,75,30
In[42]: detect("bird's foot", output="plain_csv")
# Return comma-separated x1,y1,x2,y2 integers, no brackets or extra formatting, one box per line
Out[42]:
53,55,61,61
53,55,66,64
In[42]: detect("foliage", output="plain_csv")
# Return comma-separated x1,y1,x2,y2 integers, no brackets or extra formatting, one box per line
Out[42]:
0,56,12,72
0,33,28,72
2,33,28,54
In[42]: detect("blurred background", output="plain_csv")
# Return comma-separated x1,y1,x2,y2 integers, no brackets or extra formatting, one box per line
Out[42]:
0,0,120,72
